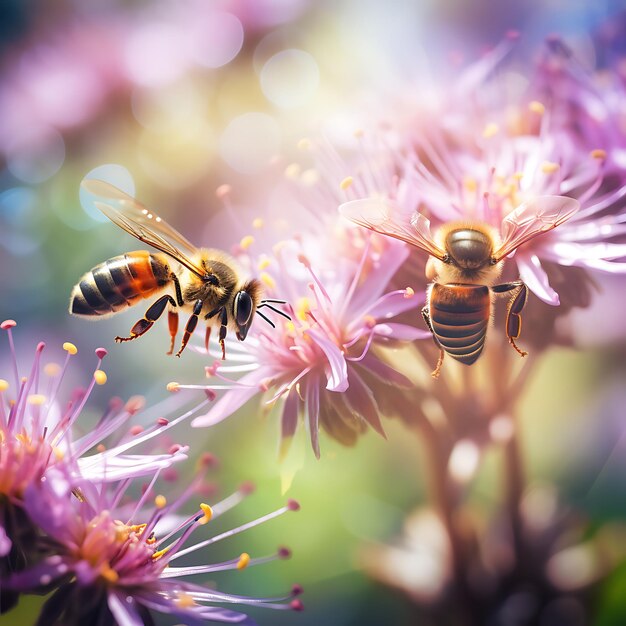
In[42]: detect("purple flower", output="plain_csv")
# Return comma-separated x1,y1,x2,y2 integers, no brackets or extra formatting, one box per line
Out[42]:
185,238,426,458
0,319,202,610
0,320,194,499
9,464,302,625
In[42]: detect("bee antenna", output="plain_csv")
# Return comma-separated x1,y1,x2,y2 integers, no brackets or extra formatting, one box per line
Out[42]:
258,303,291,320
261,298,288,305
256,310,276,328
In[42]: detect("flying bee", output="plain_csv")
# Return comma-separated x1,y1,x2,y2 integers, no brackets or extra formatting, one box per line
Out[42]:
69,179,290,359
339,195,579,377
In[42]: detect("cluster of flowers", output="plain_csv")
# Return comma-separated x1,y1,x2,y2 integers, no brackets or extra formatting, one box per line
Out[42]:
175,34,626,460
0,320,302,625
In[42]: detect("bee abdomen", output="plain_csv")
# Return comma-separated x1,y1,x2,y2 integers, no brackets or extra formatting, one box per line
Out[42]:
430,283,490,365
70,251,170,317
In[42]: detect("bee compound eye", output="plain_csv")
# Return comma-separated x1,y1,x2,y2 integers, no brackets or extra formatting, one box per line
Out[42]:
235,291,253,326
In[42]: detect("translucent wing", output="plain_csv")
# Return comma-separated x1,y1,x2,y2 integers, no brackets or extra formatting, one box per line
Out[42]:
493,195,580,261
82,179,207,278
339,199,447,260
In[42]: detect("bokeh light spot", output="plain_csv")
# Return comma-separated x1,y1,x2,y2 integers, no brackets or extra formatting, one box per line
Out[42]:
219,112,280,174
124,23,190,87
0,187,41,255
189,11,244,68
81,164,136,223
138,123,215,189
260,49,319,108
6,127,65,184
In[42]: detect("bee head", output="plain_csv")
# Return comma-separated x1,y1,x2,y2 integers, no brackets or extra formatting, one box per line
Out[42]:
233,279,261,341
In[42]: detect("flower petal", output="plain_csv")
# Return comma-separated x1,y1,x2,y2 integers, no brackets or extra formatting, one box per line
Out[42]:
192,373,264,428
108,591,146,626
373,322,431,341
305,375,321,459
344,369,386,438
305,328,348,391
358,355,413,388
516,253,560,305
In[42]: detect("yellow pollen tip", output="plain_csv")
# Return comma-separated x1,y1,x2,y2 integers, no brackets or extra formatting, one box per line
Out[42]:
93,370,107,385
27,394,46,406
300,168,320,186
129,523,147,534
541,161,560,174
43,363,61,377
340,176,354,190
152,546,171,561
529,100,546,115
237,552,251,570
482,123,499,138
155,495,167,509
296,297,311,320
297,138,311,150
252,217,264,229
353,128,364,138
285,321,296,334
0,380,8,392
100,564,119,584
199,503,213,524
260,272,276,290
166,382,180,393
53,447,65,461
404,287,415,298
258,257,271,270
62,342,78,355
284,163,301,179
463,177,477,192
240,235,254,250
175,593,196,608
363,315,377,328
591,149,607,160
513,171,524,180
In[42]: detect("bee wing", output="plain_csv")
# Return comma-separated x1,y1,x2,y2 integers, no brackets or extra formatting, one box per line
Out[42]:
339,198,447,260
492,195,580,261
82,179,208,279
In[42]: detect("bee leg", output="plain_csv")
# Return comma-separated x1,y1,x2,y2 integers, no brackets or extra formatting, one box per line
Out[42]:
492,281,528,358
422,306,445,378
116,295,176,344
175,299,203,358
166,310,179,355
170,273,184,306
204,327,211,352
219,307,228,360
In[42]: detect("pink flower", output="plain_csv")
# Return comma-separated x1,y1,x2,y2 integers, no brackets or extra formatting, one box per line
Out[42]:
186,238,426,457
9,461,302,625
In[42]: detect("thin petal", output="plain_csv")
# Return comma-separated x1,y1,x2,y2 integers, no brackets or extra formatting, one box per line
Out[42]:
516,253,560,305
108,591,144,626
192,373,264,428
358,355,413,388
281,389,299,440
373,323,431,341
350,241,409,313
305,375,321,459
306,328,348,391
344,369,386,438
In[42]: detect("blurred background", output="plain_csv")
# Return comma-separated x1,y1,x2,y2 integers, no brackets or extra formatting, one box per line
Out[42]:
1,0,626,624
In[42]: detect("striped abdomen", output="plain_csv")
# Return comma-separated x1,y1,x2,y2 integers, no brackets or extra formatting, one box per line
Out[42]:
429,283,490,365
70,251,171,317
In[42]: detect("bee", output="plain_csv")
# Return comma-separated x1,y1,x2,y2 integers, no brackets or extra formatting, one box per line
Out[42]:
339,195,579,377
69,179,289,359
